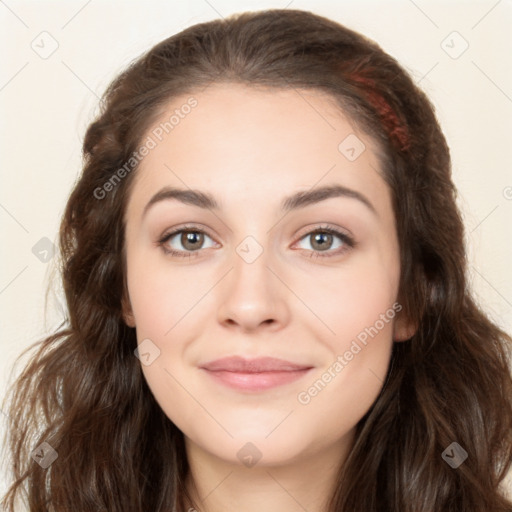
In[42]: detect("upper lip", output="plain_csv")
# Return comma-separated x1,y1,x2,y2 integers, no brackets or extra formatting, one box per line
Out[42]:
200,356,313,373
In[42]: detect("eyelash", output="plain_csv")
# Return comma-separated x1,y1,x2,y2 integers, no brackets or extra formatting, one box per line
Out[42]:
157,223,356,260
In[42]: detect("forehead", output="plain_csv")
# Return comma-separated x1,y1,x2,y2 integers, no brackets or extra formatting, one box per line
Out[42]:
125,83,392,221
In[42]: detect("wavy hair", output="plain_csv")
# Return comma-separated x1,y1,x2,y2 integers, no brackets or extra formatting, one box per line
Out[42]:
2,8,512,512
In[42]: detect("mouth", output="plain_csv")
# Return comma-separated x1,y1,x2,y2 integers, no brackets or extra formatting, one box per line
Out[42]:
199,356,314,392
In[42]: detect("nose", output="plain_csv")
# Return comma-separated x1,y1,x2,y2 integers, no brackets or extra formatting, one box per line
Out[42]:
216,241,291,333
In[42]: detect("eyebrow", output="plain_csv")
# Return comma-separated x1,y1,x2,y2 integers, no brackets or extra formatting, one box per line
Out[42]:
142,184,377,218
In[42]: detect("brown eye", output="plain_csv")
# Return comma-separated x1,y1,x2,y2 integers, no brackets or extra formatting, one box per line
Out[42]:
158,227,216,257
309,232,334,251
180,231,205,251
295,226,355,259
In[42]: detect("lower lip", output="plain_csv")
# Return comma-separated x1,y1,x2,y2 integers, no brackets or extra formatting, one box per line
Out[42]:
202,368,312,391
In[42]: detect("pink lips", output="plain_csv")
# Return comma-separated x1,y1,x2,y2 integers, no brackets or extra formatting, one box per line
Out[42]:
200,356,313,392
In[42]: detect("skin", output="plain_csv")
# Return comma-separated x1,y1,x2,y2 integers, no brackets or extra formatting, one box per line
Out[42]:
122,83,415,512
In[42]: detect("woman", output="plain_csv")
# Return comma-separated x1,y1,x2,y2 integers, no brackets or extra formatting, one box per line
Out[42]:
2,8,511,512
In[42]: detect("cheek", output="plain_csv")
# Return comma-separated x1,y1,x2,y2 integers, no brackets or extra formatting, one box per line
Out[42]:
298,250,399,404
309,248,400,350
126,252,206,339
292,268,398,445
126,254,204,432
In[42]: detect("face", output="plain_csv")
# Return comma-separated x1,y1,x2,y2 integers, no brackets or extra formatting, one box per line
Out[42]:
123,83,413,467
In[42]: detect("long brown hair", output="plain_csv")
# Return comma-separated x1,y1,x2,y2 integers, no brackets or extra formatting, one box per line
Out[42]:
2,9,511,511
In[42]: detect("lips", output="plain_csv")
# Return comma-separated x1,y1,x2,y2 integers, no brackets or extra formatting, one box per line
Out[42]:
200,356,312,373
199,356,313,392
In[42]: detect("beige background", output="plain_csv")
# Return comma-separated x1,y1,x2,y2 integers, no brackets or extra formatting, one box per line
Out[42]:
1,0,511,503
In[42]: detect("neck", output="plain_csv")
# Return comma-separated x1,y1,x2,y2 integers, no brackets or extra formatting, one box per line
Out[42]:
183,430,355,512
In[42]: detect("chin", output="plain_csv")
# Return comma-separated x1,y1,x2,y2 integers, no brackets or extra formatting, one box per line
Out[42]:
185,418,315,468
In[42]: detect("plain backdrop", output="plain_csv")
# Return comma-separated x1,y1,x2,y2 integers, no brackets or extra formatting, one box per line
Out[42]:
1,0,511,501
